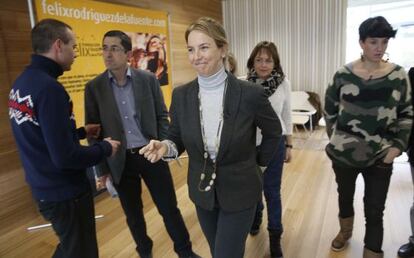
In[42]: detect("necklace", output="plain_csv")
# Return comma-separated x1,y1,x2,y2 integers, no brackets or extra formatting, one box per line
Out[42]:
360,60,382,81
197,79,228,192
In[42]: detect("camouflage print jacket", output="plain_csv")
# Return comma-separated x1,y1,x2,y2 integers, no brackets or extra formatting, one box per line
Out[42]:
324,64,413,168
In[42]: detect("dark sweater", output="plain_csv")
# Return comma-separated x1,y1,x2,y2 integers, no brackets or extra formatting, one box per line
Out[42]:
8,54,112,201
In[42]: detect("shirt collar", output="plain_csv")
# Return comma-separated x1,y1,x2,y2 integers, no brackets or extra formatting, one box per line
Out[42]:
107,67,132,86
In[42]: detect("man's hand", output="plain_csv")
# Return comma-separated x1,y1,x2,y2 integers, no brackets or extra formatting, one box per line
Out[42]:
95,174,110,191
104,137,121,157
85,124,101,139
139,140,168,163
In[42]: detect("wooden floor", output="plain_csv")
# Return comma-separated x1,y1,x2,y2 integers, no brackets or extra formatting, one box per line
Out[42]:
0,128,412,258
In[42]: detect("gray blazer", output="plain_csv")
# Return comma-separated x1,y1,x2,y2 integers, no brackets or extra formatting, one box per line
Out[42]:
84,68,169,184
168,73,282,212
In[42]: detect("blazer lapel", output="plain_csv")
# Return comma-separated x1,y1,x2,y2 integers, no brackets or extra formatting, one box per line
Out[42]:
100,74,123,131
131,70,143,122
216,75,240,162
188,80,205,157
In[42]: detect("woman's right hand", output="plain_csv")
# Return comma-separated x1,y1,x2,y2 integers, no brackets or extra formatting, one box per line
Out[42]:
139,140,168,163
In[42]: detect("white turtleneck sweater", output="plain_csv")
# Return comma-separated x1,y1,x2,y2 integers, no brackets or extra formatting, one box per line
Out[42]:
198,66,228,160
163,66,228,161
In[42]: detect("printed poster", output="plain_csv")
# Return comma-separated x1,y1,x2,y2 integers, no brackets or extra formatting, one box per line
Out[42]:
33,0,172,125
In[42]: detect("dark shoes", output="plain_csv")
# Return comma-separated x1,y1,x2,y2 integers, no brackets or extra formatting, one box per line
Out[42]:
179,252,202,258
398,242,414,258
141,250,200,258
140,253,153,258
250,224,260,236
269,230,283,258
142,251,201,258
250,208,263,236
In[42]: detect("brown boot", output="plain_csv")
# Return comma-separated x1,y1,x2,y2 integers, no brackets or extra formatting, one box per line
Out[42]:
363,247,383,258
331,216,354,251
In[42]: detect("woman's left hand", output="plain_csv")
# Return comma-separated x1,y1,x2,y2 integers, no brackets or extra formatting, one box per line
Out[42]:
284,147,292,162
383,147,401,164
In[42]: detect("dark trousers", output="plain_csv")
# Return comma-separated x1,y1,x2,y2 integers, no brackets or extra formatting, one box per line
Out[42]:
196,205,256,258
254,137,285,232
332,161,393,252
114,152,192,257
37,190,98,258
408,150,414,244
410,165,414,244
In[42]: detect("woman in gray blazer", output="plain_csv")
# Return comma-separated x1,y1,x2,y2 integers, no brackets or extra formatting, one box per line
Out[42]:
140,17,282,258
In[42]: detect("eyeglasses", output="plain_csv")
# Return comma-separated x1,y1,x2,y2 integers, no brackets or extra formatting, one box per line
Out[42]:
254,59,273,65
102,45,125,53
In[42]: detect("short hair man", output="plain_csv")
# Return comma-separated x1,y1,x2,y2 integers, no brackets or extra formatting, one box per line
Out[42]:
84,30,200,258
8,19,120,258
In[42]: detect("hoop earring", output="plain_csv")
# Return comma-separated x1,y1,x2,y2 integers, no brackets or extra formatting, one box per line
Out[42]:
382,52,389,63
360,53,365,62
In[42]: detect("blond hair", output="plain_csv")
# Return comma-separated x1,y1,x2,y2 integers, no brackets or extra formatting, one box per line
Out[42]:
185,17,228,48
226,52,238,75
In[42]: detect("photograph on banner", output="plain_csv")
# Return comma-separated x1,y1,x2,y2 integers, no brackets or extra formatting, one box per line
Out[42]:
32,0,172,125
128,33,169,86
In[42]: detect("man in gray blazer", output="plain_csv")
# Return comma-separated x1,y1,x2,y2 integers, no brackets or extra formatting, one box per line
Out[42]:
84,30,200,258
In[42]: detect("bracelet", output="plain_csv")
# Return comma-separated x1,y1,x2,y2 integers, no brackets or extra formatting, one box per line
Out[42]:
285,144,293,148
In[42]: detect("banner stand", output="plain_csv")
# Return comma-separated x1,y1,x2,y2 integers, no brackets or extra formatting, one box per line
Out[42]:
27,214,104,231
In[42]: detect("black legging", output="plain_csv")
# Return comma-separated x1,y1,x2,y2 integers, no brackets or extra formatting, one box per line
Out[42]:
332,161,392,252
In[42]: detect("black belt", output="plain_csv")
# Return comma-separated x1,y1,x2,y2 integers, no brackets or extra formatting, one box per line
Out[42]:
127,146,143,154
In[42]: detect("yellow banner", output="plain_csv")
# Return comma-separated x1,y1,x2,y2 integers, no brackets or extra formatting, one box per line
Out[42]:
33,0,172,126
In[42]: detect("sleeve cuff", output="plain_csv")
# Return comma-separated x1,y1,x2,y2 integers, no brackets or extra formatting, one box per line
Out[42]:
161,140,178,161
77,127,86,140
97,141,112,157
